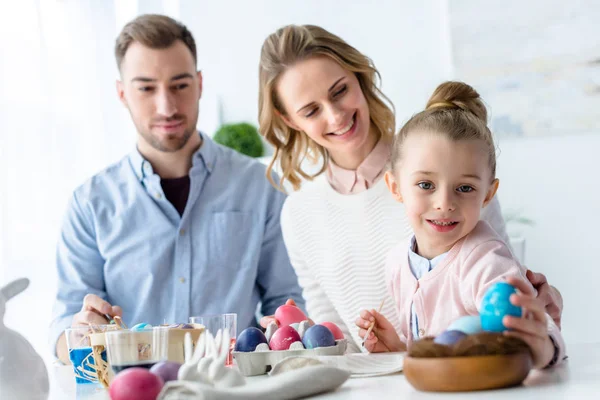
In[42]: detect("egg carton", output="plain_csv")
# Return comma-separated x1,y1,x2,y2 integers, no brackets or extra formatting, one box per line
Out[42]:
233,339,347,376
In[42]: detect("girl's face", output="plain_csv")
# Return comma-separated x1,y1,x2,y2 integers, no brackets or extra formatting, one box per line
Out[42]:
385,133,499,259
275,56,375,169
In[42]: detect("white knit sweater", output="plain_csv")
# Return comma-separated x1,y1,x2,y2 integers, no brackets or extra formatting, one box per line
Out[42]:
280,176,509,353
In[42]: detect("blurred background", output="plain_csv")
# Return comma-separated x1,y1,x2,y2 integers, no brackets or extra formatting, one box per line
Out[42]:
0,0,597,365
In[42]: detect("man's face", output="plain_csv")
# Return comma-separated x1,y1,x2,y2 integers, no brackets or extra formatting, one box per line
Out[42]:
117,40,202,153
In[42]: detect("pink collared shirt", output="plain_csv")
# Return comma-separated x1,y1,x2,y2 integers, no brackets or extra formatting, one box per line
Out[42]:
326,138,391,194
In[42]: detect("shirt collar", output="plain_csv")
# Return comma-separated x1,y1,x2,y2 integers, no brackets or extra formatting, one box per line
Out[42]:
129,131,215,181
408,236,449,271
326,137,391,194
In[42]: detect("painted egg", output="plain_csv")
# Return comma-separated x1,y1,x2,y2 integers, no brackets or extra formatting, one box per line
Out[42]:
149,361,181,383
235,327,268,352
433,330,468,346
321,322,344,340
131,323,152,331
480,282,522,332
179,324,194,329
302,325,335,349
269,326,302,351
274,305,308,327
109,368,163,400
446,316,483,335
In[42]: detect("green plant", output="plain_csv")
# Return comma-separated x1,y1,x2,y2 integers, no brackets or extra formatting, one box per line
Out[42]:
213,122,264,158
504,209,535,238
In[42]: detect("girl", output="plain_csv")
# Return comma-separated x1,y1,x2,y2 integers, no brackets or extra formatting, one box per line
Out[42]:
356,81,564,369
257,24,563,353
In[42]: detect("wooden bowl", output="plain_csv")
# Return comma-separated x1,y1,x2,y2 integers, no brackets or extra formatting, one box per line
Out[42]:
403,352,533,392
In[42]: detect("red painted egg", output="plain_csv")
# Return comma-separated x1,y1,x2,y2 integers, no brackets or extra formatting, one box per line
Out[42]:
269,326,302,351
109,367,163,400
321,322,344,340
274,305,307,327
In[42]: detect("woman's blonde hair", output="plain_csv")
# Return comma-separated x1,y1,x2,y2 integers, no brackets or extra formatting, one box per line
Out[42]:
258,24,395,191
390,81,497,179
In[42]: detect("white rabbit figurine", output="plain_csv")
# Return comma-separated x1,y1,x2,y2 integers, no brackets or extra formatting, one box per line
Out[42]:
0,278,49,399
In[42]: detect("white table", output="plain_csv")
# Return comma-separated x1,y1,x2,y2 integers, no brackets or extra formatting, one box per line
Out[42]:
49,343,599,399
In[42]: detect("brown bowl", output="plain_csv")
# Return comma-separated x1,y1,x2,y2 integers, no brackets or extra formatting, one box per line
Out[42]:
403,352,533,392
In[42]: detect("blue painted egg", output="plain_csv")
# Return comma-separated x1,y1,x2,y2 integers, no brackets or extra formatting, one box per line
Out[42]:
235,327,268,352
480,282,522,332
433,330,468,346
131,323,152,331
447,316,483,335
302,325,335,349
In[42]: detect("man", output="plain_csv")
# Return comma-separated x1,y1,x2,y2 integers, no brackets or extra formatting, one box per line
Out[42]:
50,14,304,364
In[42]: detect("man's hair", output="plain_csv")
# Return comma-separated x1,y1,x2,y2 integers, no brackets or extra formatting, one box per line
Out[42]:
115,14,197,70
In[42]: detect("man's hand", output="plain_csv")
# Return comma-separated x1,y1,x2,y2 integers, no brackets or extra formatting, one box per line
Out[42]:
259,298,295,328
526,270,563,329
72,294,122,327
56,294,122,364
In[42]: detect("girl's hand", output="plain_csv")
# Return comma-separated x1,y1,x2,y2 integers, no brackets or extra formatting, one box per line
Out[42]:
503,276,556,369
355,309,404,353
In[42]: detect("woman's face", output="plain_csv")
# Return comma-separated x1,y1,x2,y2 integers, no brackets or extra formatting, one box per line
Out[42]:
275,56,374,169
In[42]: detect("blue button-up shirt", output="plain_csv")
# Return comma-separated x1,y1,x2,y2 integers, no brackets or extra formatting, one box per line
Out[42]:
408,236,448,339
50,133,305,353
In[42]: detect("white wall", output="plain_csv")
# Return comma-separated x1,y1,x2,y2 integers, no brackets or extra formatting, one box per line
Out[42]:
179,0,452,139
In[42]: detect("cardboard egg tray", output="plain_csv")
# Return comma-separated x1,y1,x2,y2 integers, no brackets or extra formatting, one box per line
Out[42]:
232,339,347,376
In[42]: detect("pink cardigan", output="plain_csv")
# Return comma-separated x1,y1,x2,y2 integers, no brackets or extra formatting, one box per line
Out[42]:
386,221,565,364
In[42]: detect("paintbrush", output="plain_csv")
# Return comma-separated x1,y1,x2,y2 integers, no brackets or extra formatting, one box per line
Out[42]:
362,298,386,347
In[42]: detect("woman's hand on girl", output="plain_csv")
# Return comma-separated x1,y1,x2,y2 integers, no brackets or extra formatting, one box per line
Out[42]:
502,276,556,369
526,269,563,329
356,309,404,353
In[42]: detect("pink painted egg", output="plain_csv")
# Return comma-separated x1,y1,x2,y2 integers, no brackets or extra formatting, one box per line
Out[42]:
321,322,344,340
274,305,307,327
269,326,302,351
109,367,163,400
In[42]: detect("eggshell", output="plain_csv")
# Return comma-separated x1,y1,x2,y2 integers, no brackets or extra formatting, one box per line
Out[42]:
269,326,302,351
480,282,522,332
131,323,152,331
109,368,163,400
149,361,181,383
302,325,335,349
433,330,468,346
447,316,483,335
274,305,307,327
235,327,268,352
321,322,344,340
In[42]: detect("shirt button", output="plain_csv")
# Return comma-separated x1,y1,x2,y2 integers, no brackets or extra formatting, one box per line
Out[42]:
179,229,186,236
419,328,425,337
155,193,162,199
179,277,186,283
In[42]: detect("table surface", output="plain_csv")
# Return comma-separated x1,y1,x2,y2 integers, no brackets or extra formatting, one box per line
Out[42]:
49,342,599,399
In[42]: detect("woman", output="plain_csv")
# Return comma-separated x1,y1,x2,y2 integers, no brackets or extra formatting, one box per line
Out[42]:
258,24,562,352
